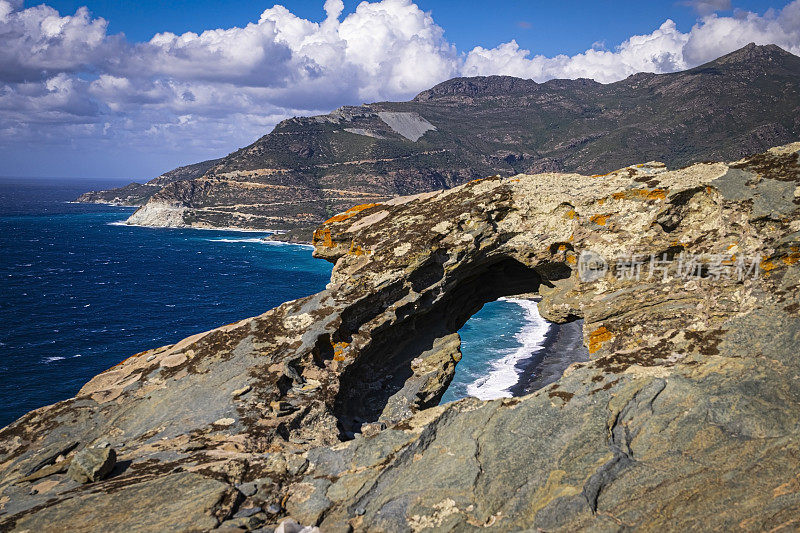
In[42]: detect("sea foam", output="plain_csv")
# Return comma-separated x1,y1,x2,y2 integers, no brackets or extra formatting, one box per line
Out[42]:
205,237,314,249
466,298,550,400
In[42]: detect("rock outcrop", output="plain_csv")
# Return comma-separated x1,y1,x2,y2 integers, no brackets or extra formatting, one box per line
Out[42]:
4,143,800,531
79,44,800,235
67,446,116,484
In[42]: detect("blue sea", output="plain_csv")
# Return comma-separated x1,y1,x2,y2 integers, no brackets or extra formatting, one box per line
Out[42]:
0,178,550,427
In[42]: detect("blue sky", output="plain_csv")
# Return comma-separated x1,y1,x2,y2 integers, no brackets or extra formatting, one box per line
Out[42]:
1,0,798,179
44,0,781,54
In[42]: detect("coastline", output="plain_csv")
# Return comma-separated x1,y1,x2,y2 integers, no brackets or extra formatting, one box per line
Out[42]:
108,219,280,234
107,220,316,248
508,318,589,396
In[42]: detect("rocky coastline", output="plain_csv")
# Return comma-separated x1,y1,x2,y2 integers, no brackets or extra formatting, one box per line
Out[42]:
3,143,800,531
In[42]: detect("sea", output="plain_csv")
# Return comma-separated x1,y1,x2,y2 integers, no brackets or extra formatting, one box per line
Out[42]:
0,177,583,428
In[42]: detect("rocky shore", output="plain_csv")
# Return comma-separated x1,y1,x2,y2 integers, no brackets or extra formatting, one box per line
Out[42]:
508,319,589,397
3,143,800,531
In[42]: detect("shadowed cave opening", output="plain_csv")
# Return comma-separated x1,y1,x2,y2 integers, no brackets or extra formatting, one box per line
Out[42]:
332,256,588,439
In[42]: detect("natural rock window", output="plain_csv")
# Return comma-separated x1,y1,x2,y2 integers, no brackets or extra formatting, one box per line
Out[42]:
332,256,581,438
441,298,589,403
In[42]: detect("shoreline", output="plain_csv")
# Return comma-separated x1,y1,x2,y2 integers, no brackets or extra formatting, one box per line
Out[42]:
108,219,285,234
508,318,589,396
464,298,550,401
80,199,315,245
107,220,315,248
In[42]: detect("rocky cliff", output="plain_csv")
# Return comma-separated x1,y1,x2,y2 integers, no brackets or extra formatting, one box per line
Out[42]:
79,44,800,236
3,143,800,531
75,158,224,206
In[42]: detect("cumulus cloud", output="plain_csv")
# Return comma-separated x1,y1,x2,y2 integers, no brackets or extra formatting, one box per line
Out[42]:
1,0,800,177
0,0,121,82
462,3,800,83
463,20,690,83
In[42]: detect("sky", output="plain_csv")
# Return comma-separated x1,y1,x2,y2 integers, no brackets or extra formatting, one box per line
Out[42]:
1,0,799,179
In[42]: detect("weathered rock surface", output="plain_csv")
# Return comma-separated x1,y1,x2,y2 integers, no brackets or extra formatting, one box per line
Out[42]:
67,446,116,483
79,44,800,235
4,143,800,531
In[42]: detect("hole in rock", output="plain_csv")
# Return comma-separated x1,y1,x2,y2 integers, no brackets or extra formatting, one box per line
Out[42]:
440,298,589,403
332,256,587,439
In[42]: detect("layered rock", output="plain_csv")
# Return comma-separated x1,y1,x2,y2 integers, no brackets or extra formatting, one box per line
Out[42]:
3,143,800,531
79,44,800,235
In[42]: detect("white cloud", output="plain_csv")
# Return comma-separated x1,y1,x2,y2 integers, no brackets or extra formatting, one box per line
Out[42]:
0,1,120,82
681,0,732,15
1,0,800,178
463,5,800,83
463,19,691,83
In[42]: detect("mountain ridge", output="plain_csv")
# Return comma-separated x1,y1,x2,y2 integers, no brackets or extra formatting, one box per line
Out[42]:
78,44,800,238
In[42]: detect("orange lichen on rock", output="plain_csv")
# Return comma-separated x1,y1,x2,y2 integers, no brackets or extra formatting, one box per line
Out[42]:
783,252,800,265
590,214,609,226
324,203,382,224
565,209,577,220
333,342,350,362
611,188,668,201
348,241,369,256
313,227,334,248
588,327,613,354
760,258,777,272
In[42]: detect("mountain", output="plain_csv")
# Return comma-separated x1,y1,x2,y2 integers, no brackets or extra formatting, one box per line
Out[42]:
78,43,800,237
75,157,223,206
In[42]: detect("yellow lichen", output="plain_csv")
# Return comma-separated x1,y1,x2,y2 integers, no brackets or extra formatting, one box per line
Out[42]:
348,241,369,256
324,203,382,224
333,342,350,362
312,227,334,248
783,252,800,265
590,214,608,226
610,188,668,201
760,259,777,272
588,326,613,354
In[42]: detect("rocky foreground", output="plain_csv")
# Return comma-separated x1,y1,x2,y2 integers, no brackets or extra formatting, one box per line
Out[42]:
4,144,800,531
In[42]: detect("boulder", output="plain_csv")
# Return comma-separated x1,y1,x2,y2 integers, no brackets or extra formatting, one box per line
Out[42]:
66,447,116,484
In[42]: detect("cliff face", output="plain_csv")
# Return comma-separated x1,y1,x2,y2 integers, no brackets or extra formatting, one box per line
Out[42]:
3,143,800,531
80,44,800,233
